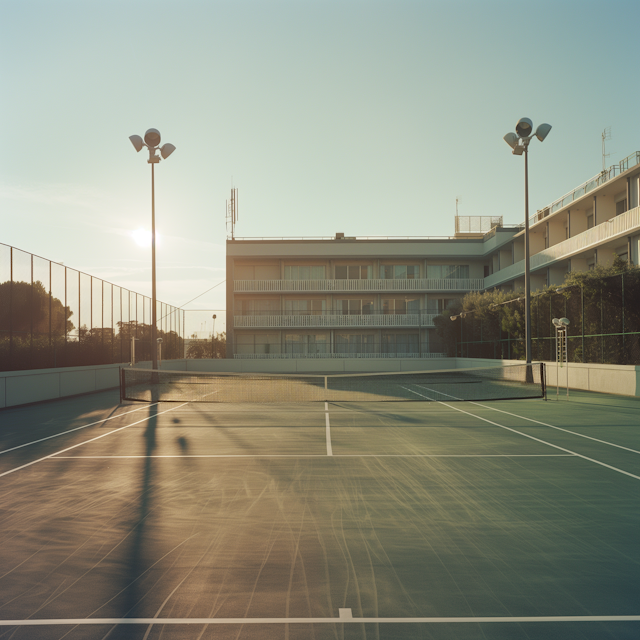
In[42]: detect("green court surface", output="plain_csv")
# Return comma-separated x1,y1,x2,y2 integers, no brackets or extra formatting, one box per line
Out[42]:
0,389,638,639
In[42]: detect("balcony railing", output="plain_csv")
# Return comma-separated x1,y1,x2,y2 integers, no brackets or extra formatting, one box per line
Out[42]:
234,313,438,329
533,151,640,221
234,352,448,359
234,278,484,293
484,205,640,288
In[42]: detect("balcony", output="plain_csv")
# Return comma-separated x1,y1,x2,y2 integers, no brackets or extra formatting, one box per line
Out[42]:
484,205,640,288
234,313,438,329
234,278,484,293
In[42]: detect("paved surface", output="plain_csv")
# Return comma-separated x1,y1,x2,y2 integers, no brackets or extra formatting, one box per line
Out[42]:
0,389,638,639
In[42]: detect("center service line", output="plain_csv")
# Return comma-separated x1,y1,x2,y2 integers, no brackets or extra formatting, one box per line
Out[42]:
325,402,333,456
0,404,189,479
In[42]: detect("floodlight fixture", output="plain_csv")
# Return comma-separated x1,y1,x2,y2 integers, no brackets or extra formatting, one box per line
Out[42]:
559,317,570,326
552,318,562,328
535,123,552,142
144,128,162,147
160,143,176,159
503,132,519,150
515,118,533,138
556,286,568,293
129,135,144,152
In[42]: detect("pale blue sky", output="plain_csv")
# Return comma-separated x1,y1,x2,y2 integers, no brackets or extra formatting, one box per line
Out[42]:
2,0,639,332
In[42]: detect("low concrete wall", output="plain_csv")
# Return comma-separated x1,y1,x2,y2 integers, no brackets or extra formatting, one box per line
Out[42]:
456,357,640,397
0,363,124,409
2,357,639,408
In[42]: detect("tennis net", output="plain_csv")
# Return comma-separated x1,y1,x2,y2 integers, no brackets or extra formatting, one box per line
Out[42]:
120,363,546,403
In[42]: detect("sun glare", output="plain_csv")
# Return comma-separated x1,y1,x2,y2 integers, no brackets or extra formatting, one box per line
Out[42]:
132,229,152,247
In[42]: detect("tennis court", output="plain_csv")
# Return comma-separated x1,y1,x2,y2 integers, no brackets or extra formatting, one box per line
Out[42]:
0,366,638,639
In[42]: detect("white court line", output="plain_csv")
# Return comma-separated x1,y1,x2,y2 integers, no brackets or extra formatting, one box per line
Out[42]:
0,615,637,625
51,454,573,459
415,384,640,455
467,402,640,455
403,386,640,481
0,404,188,479
0,403,160,456
325,402,333,456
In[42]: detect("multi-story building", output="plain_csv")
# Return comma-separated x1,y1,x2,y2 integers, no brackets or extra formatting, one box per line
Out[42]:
226,151,640,358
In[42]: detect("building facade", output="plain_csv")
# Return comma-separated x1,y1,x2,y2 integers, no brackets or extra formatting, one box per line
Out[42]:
226,151,640,358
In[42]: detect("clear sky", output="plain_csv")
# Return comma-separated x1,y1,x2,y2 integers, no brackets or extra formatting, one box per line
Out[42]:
2,0,640,335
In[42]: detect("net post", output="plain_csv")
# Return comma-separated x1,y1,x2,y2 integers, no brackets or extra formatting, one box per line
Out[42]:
540,362,546,400
119,367,124,403
324,375,328,401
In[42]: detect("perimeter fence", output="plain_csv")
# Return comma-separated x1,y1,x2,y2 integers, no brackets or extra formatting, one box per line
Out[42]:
454,270,640,365
0,243,185,371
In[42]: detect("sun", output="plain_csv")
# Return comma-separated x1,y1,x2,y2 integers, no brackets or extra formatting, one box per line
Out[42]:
132,229,151,247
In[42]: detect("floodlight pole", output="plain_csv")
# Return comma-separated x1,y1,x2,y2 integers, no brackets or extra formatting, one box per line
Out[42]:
129,128,175,372
523,143,532,367
151,163,158,371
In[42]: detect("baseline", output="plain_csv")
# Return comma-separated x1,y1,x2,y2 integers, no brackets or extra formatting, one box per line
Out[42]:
0,615,638,626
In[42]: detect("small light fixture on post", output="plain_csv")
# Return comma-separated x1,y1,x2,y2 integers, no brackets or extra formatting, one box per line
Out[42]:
552,317,570,398
212,314,217,358
157,337,163,368
504,119,551,370
129,129,176,371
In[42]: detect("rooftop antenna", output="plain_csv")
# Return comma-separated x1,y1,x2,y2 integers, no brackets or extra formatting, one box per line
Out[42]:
602,127,611,172
456,197,460,216
226,184,238,239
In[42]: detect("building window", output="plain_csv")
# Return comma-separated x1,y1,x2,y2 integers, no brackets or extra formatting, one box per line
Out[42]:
335,333,376,354
335,299,374,315
616,199,627,216
236,333,280,355
427,298,455,314
284,265,326,280
335,265,371,279
426,265,470,279
238,299,279,315
284,333,328,355
586,211,594,229
382,332,419,354
284,300,326,315
380,265,419,279
382,298,420,315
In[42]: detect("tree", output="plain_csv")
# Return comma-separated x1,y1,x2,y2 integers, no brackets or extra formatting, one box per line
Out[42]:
0,280,74,336
186,331,226,359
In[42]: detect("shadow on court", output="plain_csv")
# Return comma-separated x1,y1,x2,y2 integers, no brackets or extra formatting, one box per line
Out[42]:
110,405,159,640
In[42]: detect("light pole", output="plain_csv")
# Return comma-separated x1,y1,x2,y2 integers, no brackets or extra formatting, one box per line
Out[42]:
503,118,551,367
129,129,176,370
157,337,163,368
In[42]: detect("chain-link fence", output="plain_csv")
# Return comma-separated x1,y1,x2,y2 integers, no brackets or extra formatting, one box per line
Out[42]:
454,271,640,365
0,243,185,371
